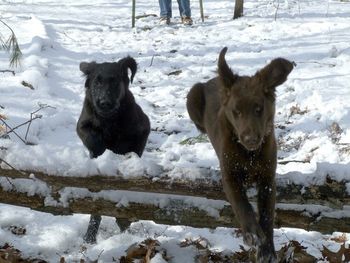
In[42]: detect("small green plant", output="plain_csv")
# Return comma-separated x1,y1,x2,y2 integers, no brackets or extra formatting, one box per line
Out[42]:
0,20,22,67
180,134,209,145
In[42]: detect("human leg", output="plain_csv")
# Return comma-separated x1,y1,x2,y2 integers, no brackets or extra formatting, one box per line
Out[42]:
177,0,192,25
159,0,172,18
177,0,191,17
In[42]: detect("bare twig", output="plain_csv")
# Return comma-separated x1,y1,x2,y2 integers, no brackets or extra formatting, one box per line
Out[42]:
0,69,15,75
278,159,310,165
149,54,155,67
0,103,55,144
295,61,336,67
274,0,280,21
24,104,55,141
0,119,26,144
0,157,25,189
135,14,157,19
2,115,42,138
2,175,15,189
0,157,26,175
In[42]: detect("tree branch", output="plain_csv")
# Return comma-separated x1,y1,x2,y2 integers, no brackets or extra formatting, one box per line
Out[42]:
0,166,349,233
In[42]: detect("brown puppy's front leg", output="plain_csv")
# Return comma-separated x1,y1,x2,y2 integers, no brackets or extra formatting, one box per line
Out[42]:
257,176,277,263
220,152,266,247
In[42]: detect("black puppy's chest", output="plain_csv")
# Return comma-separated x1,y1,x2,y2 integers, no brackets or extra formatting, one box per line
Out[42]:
101,120,128,139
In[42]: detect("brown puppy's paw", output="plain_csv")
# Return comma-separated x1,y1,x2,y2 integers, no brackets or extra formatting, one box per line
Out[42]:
243,223,266,247
256,244,277,263
243,232,262,247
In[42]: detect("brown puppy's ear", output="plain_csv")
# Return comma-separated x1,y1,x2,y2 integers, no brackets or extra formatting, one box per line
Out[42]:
120,56,137,83
218,47,238,90
80,62,96,75
257,58,294,97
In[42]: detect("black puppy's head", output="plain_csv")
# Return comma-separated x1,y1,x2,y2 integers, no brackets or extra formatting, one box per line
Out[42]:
80,56,137,118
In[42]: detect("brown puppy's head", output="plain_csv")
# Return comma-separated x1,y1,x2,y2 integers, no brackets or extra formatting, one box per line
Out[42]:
218,47,294,151
80,56,137,118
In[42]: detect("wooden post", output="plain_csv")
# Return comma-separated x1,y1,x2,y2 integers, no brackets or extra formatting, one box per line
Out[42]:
199,0,204,22
132,0,136,28
233,0,244,19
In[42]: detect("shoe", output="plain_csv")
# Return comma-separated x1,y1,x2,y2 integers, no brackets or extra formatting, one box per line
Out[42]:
181,16,193,26
159,17,170,25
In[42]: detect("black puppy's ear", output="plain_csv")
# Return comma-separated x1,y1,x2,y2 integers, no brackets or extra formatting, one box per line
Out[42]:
218,47,238,90
257,58,294,97
80,61,96,75
120,56,137,83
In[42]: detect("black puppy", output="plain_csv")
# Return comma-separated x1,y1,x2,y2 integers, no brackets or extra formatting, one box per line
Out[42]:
77,56,150,159
77,56,150,243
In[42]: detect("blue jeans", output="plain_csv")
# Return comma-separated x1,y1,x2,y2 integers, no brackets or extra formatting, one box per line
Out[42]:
159,0,191,18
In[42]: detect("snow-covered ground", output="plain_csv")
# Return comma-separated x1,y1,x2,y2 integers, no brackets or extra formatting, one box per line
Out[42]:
1,0,350,262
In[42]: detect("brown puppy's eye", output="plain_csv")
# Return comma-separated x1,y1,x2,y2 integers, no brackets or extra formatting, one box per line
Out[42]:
255,106,263,115
233,110,241,117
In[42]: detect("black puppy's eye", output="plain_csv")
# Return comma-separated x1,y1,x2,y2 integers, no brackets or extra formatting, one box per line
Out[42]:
95,75,102,85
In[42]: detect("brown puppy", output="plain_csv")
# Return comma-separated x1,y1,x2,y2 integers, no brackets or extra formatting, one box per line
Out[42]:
187,47,294,262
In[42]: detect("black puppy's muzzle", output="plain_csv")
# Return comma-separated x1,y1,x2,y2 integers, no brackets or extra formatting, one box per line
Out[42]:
95,98,119,118
97,99,114,111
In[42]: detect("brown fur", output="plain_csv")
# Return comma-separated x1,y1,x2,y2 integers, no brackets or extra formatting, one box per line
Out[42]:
186,47,294,262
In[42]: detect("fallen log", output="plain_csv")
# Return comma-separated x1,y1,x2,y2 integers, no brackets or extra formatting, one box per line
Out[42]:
0,167,349,233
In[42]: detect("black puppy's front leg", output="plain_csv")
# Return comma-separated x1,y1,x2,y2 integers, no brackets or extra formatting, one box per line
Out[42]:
77,120,106,158
83,215,101,243
111,129,149,157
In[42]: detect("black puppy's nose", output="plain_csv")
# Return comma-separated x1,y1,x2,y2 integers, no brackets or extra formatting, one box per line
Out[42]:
97,99,113,110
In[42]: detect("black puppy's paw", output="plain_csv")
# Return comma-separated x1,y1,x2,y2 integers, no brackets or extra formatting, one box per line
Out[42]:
85,132,106,158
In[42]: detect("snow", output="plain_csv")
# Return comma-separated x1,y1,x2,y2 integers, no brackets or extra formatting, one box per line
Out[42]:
1,0,350,261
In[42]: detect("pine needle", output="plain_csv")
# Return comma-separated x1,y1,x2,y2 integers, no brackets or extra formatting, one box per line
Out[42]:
0,19,22,68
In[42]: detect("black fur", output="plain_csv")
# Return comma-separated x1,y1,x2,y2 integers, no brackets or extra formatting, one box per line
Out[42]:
77,56,150,159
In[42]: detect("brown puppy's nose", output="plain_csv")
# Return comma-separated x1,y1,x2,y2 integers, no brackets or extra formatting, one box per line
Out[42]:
242,135,259,146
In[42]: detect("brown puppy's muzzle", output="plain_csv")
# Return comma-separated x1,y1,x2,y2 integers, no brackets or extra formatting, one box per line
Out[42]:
239,133,262,151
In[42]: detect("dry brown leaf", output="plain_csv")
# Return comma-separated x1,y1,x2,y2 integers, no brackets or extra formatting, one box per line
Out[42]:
196,251,232,263
0,114,7,120
232,245,256,263
119,256,133,263
123,238,162,263
0,125,6,136
0,243,47,263
196,254,208,263
0,243,22,263
179,237,210,250
143,239,159,263
167,70,182,76
9,225,26,236
277,240,316,263
331,233,348,243
21,80,34,90
322,243,350,263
